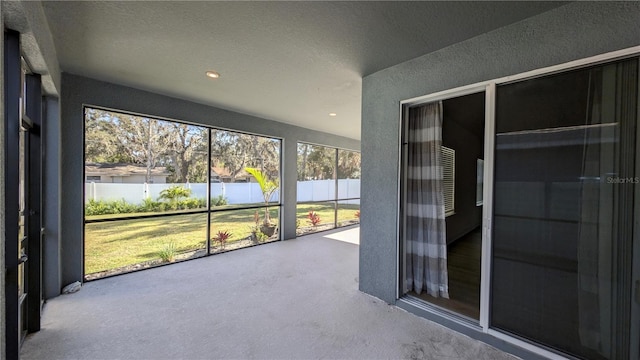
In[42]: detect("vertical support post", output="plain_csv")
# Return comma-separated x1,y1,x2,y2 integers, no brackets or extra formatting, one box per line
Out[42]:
42,96,61,300
281,138,297,240
206,128,211,254
333,148,339,227
143,182,147,200
25,73,42,332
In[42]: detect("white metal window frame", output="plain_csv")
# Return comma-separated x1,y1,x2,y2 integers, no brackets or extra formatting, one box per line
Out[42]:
396,45,640,360
476,159,484,207
441,146,455,217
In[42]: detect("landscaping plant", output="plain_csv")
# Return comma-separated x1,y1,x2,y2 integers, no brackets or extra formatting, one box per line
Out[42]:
158,242,177,262
213,230,232,249
307,210,321,227
244,167,278,226
211,195,228,206
159,185,192,210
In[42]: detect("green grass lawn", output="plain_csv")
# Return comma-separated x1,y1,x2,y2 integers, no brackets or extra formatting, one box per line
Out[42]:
295,203,360,228
84,203,359,276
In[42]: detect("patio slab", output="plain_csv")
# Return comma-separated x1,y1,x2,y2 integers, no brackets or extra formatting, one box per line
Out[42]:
21,226,516,360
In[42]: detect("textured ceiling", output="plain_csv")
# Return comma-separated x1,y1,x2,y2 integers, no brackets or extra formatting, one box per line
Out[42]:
41,1,566,140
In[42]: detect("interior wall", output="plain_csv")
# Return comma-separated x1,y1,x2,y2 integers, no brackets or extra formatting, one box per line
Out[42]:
442,93,484,244
360,1,640,305
59,73,360,290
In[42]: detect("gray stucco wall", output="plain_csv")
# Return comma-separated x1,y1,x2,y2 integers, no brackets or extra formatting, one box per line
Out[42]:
43,97,60,299
359,1,640,304
60,73,360,289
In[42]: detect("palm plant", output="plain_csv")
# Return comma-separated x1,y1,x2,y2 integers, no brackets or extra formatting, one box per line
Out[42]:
245,167,278,226
158,185,192,210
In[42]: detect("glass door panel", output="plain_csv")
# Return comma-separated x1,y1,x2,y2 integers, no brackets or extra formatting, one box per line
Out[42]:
492,58,638,359
401,91,485,321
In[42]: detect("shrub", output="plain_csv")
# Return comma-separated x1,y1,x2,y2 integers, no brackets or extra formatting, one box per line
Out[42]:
85,199,111,216
158,242,177,262
177,197,205,210
249,224,269,243
213,230,232,249
111,199,138,214
84,195,206,216
255,230,268,243
211,195,228,206
307,210,321,227
85,199,137,216
140,197,162,212
159,185,192,210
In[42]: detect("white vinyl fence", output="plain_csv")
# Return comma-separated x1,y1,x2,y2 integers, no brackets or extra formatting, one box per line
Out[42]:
296,179,360,204
85,179,360,205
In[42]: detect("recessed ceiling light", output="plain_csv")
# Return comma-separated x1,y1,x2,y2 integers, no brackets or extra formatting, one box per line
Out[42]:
206,71,220,79
329,112,337,117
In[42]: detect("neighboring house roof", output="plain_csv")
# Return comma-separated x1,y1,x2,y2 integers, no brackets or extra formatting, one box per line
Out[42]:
211,167,250,180
85,163,170,177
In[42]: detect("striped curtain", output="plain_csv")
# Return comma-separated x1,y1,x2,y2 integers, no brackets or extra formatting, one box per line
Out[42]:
405,101,449,298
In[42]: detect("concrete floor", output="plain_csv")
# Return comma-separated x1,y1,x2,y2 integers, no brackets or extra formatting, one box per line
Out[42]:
21,227,516,360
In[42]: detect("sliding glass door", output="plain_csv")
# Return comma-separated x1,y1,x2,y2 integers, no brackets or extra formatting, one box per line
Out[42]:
401,92,485,321
399,55,639,359
491,58,638,359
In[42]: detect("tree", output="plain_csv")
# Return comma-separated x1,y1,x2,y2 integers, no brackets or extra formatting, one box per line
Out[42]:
297,143,310,181
337,150,361,179
305,146,335,180
84,108,280,185
211,130,280,182
164,123,208,183
85,108,209,184
85,108,134,163
298,144,335,180
297,145,360,181
84,109,173,183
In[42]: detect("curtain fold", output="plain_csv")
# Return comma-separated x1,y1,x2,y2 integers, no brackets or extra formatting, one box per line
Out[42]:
577,68,612,354
577,59,637,358
405,101,449,298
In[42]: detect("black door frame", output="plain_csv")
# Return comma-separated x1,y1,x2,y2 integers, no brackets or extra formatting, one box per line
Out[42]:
4,28,44,359
5,28,23,360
